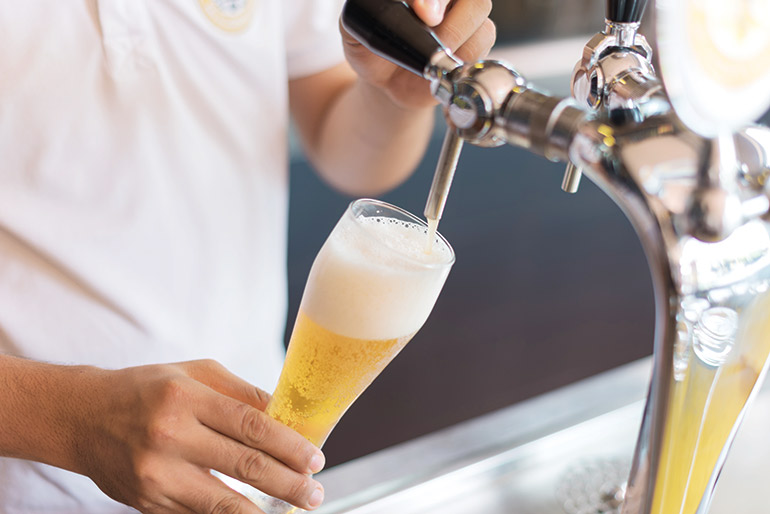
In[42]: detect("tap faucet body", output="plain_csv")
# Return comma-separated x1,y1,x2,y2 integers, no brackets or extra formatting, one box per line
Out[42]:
341,1,770,512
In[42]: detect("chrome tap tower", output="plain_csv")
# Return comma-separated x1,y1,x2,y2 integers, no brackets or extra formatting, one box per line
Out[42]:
342,0,770,513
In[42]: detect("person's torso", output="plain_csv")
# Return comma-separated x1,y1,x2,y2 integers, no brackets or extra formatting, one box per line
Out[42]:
0,0,292,381
0,1,343,511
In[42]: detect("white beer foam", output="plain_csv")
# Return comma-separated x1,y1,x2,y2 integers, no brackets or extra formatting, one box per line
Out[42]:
301,216,453,341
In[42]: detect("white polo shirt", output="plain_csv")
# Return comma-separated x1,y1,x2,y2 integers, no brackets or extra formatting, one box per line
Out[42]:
0,0,344,511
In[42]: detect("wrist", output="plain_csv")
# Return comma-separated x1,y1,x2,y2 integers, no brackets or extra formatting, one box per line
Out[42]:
0,356,106,475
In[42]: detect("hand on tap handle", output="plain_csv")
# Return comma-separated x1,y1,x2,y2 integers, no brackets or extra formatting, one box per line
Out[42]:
341,0,496,109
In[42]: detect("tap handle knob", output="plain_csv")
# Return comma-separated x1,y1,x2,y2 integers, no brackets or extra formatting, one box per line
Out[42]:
342,0,448,77
606,0,648,23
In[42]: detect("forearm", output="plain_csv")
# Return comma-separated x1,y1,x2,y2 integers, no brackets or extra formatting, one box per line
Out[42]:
0,354,96,474
297,76,436,197
315,79,435,196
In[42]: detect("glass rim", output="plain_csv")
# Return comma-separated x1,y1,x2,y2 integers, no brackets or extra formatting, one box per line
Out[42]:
347,198,456,269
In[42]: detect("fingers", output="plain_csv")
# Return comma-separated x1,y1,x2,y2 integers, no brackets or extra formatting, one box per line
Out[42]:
190,382,325,475
172,466,265,514
411,0,496,62
410,0,452,27
180,359,272,411
176,361,326,509
434,0,494,55
184,426,325,511
454,18,496,62
179,361,326,509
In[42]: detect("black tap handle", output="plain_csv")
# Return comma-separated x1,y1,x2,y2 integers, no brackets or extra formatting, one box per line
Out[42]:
341,0,447,77
606,0,647,23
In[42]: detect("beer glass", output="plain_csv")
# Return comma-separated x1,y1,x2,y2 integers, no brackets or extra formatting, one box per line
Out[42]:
218,198,455,513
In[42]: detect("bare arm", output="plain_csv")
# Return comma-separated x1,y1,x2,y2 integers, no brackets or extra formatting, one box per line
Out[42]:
0,355,97,470
289,64,435,196
290,0,496,196
0,355,326,513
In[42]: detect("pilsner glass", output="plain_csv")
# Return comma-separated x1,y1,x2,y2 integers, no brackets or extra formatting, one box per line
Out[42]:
217,198,455,513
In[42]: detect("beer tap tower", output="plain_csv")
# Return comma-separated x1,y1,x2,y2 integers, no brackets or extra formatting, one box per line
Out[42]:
342,0,770,512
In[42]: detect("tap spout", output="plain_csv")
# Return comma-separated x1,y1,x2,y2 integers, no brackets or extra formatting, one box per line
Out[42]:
424,129,464,224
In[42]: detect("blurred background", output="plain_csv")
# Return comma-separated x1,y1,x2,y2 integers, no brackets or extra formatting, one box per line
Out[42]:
285,0,768,468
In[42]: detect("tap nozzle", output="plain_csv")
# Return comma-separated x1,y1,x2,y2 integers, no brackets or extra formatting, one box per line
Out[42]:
562,163,583,194
424,128,464,223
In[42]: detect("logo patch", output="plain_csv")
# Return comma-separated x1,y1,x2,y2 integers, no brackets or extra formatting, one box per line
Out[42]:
199,0,256,33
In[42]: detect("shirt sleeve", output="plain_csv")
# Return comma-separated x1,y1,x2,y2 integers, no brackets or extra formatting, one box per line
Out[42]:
283,0,346,79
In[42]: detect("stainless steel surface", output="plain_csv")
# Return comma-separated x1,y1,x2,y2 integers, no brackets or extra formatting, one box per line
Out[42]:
502,89,584,162
682,134,747,243
571,21,654,111
446,61,526,148
607,20,640,48
315,359,770,513
425,50,463,106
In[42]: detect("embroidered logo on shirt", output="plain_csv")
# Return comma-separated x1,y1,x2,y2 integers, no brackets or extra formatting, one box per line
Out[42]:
199,0,256,33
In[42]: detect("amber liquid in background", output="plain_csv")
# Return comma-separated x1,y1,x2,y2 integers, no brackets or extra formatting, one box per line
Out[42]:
266,311,414,447
651,293,770,514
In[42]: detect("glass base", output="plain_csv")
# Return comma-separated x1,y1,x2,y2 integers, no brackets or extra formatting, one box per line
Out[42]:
212,471,302,514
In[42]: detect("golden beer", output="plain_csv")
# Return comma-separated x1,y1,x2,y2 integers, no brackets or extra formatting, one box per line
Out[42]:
651,291,770,514
266,311,414,446
267,199,454,446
